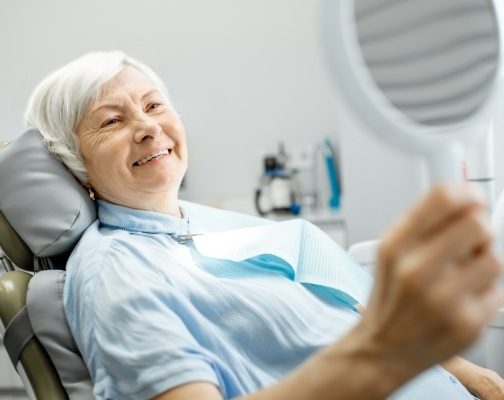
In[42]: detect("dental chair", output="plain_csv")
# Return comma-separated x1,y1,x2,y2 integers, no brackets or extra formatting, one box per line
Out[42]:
0,129,96,399
0,129,273,399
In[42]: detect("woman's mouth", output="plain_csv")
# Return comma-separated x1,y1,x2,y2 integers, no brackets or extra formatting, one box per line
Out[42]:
133,148,172,166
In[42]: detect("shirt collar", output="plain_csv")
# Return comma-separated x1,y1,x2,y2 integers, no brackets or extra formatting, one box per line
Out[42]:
97,200,190,235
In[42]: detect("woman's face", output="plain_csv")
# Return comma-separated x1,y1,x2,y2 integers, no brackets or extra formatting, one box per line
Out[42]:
76,66,188,214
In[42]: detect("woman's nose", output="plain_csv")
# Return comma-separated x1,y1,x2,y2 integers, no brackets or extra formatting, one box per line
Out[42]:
132,116,162,143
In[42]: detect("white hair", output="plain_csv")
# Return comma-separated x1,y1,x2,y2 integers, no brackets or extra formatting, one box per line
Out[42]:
24,51,171,183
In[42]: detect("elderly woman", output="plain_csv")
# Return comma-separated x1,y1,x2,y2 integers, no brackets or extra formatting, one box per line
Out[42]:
24,51,504,400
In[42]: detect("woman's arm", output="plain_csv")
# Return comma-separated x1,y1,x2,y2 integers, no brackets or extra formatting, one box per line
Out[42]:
154,336,405,400
155,184,503,400
443,356,504,399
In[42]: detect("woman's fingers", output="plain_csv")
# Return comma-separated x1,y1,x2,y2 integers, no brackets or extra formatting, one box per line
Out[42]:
449,287,503,346
457,249,503,295
452,252,503,335
374,185,485,295
413,249,503,346
404,210,500,301
376,200,492,299
379,185,486,265
403,209,492,280
395,216,499,323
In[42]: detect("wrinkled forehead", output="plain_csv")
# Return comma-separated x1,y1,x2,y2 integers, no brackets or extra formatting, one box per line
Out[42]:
96,66,161,103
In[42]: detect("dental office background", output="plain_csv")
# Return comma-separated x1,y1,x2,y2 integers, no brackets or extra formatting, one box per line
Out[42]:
1,0,504,247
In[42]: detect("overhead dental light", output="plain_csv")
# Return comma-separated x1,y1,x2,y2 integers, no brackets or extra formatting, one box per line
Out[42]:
323,0,503,184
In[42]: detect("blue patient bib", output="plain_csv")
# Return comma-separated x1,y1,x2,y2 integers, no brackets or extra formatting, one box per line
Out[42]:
191,219,374,309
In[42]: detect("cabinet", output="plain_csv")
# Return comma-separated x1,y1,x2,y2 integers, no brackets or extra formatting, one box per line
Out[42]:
214,197,347,248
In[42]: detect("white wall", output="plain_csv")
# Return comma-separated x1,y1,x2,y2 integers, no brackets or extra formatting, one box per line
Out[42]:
1,0,503,246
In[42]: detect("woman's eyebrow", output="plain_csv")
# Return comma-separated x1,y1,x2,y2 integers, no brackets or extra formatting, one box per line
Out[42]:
89,102,123,117
88,89,162,118
141,89,161,101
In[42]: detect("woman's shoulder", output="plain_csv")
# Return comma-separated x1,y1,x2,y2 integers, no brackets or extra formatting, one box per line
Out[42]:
68,221,144,271
66,220,172,286
69,221,119,262
64,222,162,317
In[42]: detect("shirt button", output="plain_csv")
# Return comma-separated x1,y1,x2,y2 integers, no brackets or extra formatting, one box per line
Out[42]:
449,375,458,383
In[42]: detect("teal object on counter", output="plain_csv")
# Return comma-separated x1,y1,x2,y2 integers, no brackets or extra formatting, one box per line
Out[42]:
322,138,341,209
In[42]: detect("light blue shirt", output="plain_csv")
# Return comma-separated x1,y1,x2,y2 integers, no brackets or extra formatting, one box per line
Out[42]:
64,200,476,400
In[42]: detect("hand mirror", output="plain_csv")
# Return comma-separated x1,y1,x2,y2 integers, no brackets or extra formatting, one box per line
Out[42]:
323,0,503,183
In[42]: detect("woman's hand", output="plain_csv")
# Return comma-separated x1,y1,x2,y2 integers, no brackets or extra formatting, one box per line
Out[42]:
443,356,504,399
354,184,503,387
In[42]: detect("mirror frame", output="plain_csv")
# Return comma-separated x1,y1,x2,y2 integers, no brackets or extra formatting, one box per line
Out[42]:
322,0,504,155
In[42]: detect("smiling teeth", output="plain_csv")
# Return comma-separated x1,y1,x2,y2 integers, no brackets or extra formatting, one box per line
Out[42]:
135,149,170,166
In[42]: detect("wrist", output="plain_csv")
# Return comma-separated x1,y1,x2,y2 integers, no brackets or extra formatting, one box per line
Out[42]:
318,325,419,399
252,322,422,400
442,357,486,396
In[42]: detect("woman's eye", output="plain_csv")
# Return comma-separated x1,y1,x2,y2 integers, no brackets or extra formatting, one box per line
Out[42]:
101,118,120,128
147,103,161,112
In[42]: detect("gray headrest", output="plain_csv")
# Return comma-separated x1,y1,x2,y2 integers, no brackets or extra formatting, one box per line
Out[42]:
0,130,96,261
